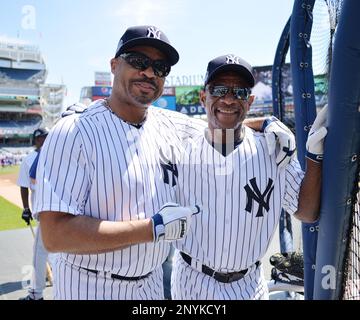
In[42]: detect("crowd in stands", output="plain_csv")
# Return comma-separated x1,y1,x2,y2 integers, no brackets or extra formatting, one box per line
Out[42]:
0,147,34,168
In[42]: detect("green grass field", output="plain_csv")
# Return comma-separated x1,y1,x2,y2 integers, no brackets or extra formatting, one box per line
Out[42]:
0,165,20,176
0,195,36,231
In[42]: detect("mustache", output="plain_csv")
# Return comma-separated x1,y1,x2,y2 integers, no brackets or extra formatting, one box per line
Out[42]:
131,78,158,90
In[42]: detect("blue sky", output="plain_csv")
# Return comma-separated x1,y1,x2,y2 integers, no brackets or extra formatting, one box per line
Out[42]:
0,0,294,106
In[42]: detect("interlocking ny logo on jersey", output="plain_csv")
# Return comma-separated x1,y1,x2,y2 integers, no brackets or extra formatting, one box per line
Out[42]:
244,178,274,217
226,54,241,65
147,27,161,39
159,147,178,186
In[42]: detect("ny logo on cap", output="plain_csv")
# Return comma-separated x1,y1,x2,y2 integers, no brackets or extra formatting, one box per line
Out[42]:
226,54,241,65
147,26,161,39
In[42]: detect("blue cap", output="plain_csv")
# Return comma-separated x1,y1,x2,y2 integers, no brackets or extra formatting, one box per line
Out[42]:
33,128,48,139
114,25,179,66
204,54,255,87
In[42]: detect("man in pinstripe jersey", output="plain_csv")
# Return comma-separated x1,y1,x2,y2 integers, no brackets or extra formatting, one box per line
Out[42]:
171,54,325,300
32,26,298,300
32,25,204,300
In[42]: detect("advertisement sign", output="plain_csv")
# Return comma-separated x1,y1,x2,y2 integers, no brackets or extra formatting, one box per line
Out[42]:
250,64,294,118
0,94,40,101
153,96,176,110
162,87,176,96
91,86,112,97
95,72,112,86
175,86,205,116
177,105,205,115
153,86,205,115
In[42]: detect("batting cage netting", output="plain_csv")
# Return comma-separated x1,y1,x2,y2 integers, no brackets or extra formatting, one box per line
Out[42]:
342,174,360,300
290,0,342,299
311,0,342,110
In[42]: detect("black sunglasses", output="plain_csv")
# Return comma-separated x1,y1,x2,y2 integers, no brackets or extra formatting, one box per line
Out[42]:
208,85,251,100
119,52,171,78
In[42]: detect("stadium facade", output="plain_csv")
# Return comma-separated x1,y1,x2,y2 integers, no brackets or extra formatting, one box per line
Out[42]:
0,40,65,146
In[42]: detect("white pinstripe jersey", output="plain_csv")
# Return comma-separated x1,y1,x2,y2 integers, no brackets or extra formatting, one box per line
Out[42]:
33,99,205,277
174,126,304,272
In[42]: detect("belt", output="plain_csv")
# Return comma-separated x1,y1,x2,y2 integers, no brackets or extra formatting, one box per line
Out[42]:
81,267,151,281
180,251,260,283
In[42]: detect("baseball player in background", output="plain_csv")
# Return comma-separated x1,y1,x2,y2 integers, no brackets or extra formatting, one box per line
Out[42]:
17,128,50,300
33,26,297,300
171,54,326,300
20,104,89,300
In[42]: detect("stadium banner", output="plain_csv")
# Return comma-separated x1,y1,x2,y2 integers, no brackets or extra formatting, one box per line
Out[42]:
251,65,292,118
153,96,176,111
175,86,205,116
95,72,112,86
0,94,40,102
153,86,176,111
91,86,112,97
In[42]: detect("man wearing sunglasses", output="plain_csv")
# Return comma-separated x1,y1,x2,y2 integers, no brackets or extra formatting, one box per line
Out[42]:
33,25,297,300
171,54,326,300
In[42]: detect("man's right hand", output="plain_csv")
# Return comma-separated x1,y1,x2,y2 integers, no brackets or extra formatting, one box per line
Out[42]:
151,203,200,242
22,208,33,225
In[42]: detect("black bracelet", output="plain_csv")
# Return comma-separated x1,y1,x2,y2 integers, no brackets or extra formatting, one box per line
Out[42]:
306,151,323,163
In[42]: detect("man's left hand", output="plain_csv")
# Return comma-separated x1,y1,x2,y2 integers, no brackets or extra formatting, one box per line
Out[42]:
306,105,328,163
263,117,296,168
22,208,33,225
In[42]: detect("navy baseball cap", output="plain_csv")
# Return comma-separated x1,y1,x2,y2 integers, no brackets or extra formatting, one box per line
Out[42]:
204,54,255,87
114,25,179,66
33,128,48,140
